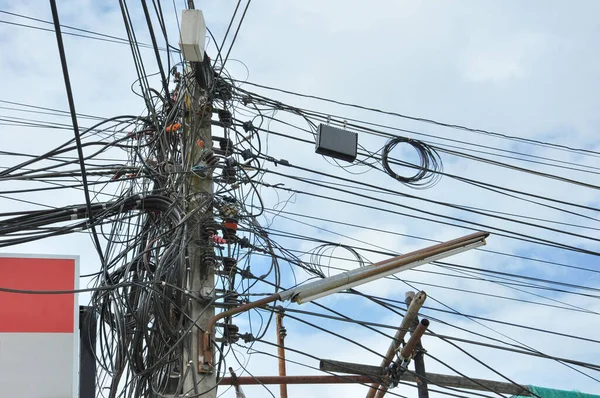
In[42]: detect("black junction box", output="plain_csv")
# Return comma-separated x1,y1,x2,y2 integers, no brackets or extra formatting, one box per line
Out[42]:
315,123,358,162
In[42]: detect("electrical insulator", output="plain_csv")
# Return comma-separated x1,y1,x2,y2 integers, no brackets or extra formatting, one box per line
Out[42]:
200,251,217,269
214,78,232,101
219,137,234,155
239,266,253,279
279,325,287,339
239,333,254,343
223,323,240,344
204,223,218,239
224,291,240,307
221,157,237,184
218,109,233,127
242,121,254,133
238,236,251,249
192,149,218,178
241,149,253,161
222,257,237,273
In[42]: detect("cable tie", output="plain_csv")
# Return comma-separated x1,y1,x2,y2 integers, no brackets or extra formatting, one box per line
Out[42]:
136,194,145,206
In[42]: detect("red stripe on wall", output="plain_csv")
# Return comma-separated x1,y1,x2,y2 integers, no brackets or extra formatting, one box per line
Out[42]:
0,257,75,333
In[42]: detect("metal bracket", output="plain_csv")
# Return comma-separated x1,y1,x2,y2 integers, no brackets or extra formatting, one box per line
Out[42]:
197,331,213,374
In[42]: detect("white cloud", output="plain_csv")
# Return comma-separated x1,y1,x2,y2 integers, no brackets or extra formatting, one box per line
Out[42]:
2,1,600,397
460,32,547,83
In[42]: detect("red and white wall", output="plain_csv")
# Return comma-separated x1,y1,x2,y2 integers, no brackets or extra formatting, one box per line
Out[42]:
0,254,79,397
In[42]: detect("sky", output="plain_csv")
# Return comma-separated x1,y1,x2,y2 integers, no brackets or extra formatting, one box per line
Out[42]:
1,1,600,398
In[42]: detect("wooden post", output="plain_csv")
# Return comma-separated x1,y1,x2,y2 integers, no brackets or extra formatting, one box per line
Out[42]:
319,360,531,396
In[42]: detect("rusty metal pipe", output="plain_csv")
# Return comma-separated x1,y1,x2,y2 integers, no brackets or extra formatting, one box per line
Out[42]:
406,292,429,398
283,232,488,304
219,375,380,385
201,293,281,371
375,321,431,398
234,371,532,396
366,291,427,398
400,318,430,359
374,318,431,398
276,311,288,398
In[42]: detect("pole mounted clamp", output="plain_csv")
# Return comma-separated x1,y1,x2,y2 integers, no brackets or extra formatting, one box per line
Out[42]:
386,360,409,389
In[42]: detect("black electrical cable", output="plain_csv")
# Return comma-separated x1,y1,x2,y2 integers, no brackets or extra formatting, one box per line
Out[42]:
246,121,600,228
232,79,600,157
255,168,600,257
258,206,600,275
140,0,169,96
49,0,107,267
0,9,168,50
217,0,251,77
382,136,442,188
257,155,600,245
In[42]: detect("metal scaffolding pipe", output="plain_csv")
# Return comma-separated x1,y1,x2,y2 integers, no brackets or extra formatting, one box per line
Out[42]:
400,318,429,359
375,319,430,398
219,375,380,385
406,291,429,398
367,290,427,398
276,310,288,398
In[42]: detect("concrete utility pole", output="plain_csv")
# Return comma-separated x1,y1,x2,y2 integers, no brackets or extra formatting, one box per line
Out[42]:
181,64,216,397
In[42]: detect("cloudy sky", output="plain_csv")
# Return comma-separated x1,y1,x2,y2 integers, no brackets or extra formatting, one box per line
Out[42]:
1,1,600,397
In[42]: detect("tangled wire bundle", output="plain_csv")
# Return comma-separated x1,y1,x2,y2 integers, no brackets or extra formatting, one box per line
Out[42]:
381,137,443,189
308,243,367,277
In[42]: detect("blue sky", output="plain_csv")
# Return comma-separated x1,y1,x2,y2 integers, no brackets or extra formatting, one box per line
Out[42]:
1,1,600,397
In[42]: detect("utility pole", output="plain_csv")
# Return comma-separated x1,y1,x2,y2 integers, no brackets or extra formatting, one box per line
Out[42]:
180,58,216,397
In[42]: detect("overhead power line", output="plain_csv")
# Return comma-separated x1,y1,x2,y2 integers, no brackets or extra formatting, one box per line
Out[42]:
0,9,171,50
234,80,600,156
